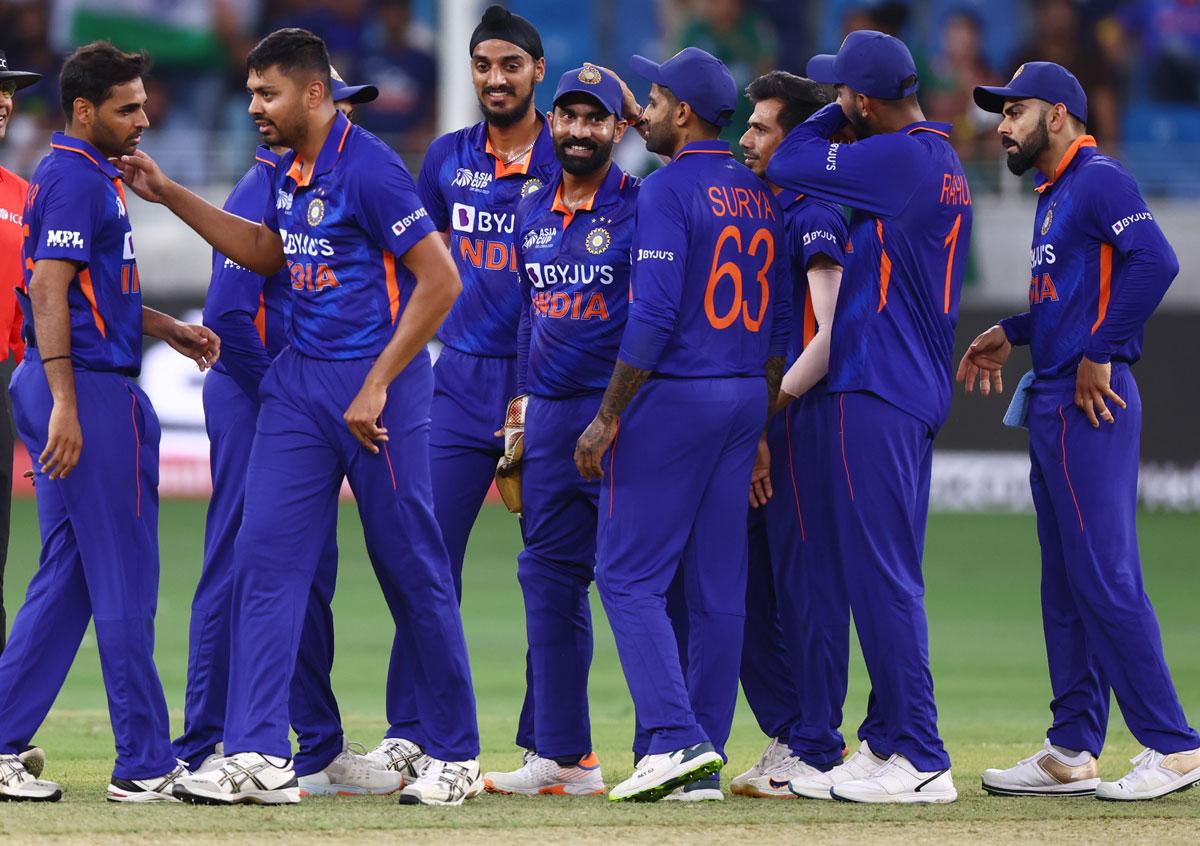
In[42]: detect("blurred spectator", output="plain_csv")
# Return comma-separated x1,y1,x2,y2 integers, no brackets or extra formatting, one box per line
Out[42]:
926,10,1002,164
266,0,367,78
0,1,59,176
1010,0,1122,143
672,0,778,152
355,0,437,152
1110,0,1200,103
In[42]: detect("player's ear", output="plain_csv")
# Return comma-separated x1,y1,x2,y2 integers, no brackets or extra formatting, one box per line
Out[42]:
613,117,628,144
676,99,690,128
72,97,92,128
308,79,327,110
533,56,546,85
1048,102,1068,133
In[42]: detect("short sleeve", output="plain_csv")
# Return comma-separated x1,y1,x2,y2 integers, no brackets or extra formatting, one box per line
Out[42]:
261,161,282,233
32,174,103,264
417,135,451,232
355,148,438,256
792,202,848,270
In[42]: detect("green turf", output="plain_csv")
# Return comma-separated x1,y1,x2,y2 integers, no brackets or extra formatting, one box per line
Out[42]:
0,500,1198,842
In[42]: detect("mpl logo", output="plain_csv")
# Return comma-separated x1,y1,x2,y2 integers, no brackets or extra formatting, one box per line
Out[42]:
46,229,84,250
276,190,293,212
1111,211,1153,235
392,207,428,236
451,168,492,192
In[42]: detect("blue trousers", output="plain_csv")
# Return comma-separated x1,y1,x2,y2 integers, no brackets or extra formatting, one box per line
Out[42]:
1029,366,1197,757
832,390,948,771
0,354,175,779
597,376,764,759
226,347,479,762
517,392,603,759
741,387,849,769
388,344,534,750
173,369,344,775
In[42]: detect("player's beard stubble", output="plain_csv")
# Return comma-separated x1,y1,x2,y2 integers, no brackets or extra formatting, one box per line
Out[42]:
554,134,613,176
479,85,535,128
1004,114,1051,176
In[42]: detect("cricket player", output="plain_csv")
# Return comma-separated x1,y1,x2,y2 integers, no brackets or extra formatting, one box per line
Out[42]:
117,29,481,806
370,3,559,774
766,31,971,803
172,73,401,797
574,46,792,802
960,62,1200,801
731,71,852,799
0,42,219,802
480,65,636,798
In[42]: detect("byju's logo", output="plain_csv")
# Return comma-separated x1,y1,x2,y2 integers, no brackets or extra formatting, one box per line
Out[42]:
453,203,476,232
392,207,428,236
1111,211,1153,235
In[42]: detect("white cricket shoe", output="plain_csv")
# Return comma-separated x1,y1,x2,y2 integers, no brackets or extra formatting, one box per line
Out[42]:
981,739,1099,797
1096,747,1200,801
788,739,886,800
830,753,956,804
730,738,790,796
363,737,428,783
608,741,723,803
0,753,60,802
17,747,45,779
663,773,723,801
743,754,824,799
174,752,301,805
397,758,482,806
298,740,404,796
195,742,225,775
107,762,187,802
483,751,606,796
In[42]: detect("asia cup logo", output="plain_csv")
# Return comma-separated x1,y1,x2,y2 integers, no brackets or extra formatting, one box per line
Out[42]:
306,197,325,227
521,178,544,199
585,227,611,255
578,65,603,85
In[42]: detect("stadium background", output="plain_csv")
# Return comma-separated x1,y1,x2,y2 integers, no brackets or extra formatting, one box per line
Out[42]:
0,1,1198,840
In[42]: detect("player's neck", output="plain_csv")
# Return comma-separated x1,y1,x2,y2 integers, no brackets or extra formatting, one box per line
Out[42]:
1035,131,1085,181
64,124,107,156
486,109,541,159
877,105,926,135
561,160,610,206
293,110,338,171
669,128,722,158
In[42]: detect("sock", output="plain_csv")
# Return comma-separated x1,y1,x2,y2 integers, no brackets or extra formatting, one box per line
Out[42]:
263,754,290,767
1051,744,1088,762
551,754,584,767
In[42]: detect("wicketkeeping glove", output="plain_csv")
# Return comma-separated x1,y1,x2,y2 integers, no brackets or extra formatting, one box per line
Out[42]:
494,394,528,514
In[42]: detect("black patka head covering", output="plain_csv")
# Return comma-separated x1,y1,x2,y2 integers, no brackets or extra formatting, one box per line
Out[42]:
469,4,543,61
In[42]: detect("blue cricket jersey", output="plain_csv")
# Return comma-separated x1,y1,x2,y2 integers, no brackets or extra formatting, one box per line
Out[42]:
767,102,973,430
619,140,792,379
205,145,291,400
264,111,437,360
21,133,143,374
417,118,560,357
780,192,849,366
998,137,1178,379
513,163,640,398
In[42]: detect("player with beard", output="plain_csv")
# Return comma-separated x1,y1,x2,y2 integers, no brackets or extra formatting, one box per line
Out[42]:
765,31,970,803
0,42,219,802
959,62,1200,801
481,66,635,797
574,47,792,802
366,3,559,778
172,70,403,798
118,28,481,806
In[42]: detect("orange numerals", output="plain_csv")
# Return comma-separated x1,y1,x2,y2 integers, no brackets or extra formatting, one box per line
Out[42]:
290,261,341,291
704,225,773,332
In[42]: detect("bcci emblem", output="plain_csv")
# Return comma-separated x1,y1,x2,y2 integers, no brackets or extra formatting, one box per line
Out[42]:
521,178,544,198
1011,64,1026,83
306,198,325,227
585,227,611,255
578,65,603,85
1041,207,1054,235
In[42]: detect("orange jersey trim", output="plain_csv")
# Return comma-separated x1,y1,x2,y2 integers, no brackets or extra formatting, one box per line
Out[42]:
907,126,951,139
253,291,267,345
1091,242,1113,334
383,251,401,323
50,143,103,169
1035,135,1097,194
551,182,596,230
486,136,534,179
875,219,892,312
77,267,107,337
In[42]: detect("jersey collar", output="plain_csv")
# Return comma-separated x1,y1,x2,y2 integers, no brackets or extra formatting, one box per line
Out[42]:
771,183,806,209
479,113,551,179
903,120,953,139
254,144,281,169
49,132,121,179
1033,135,1097,194
548,162,626,229
672,140,734,161
285,111,352,188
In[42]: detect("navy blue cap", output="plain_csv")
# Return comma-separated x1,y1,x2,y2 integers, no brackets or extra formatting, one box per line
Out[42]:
974,62,1088,124
553,65,624,117
330,66,378,105
806,30,919,100
630,47,738,127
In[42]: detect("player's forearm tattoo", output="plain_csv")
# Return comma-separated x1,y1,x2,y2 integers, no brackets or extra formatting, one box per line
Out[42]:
766,355,785,411
597,360,651,421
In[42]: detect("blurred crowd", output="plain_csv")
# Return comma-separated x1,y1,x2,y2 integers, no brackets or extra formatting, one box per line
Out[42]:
1,0,1198,191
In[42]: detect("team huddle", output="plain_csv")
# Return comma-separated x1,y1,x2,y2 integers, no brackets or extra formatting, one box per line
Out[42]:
0,2,1197,808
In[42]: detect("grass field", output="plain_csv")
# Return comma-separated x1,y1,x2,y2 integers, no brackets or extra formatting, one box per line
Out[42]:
1,500,1198,844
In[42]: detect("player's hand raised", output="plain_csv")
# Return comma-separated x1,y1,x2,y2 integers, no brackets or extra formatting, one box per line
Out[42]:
113,149,171,203
344,379,390,454
1075,356,1126,428
40,401,82,480
749,434,773,508
956,324,1011,397
574,413,618,481
165,321,221,371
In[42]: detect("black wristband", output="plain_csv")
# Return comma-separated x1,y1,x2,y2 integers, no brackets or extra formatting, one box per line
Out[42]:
40,355,71,365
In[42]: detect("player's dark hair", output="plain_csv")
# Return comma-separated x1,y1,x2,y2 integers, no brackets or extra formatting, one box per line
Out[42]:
247,28,332,91
746,71,832,134
59,41,150,118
